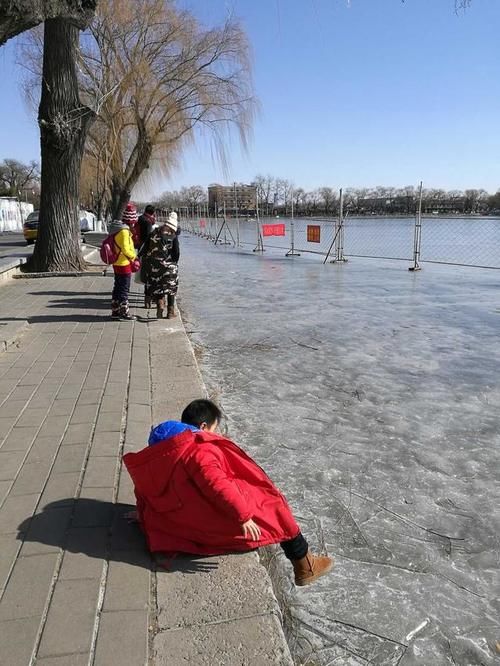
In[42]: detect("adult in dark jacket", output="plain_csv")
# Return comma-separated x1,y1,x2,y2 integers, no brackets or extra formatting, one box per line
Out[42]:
137,205,156,248
137,205,156,308
142,211,180,319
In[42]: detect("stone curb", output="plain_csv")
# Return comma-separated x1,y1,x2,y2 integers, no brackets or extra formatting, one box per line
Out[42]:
148,313,294,665
0,257,27,283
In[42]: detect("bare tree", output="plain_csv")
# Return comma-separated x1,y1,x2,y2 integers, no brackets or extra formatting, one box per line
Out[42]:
488,190,500,212
273,178,293,215
155,189,182,210
0,158,39,196
305,189,322,216
153,186,207,214
293,187,306,214
464,188,489,214
181,186,206,208
79,0,255,219
318,187,337,216
253,174,274,215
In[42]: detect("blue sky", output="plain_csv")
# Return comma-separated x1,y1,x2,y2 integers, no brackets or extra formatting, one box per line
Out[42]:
1,0,499,196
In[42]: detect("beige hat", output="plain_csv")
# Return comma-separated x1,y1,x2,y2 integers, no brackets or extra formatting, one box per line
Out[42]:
164,211,178,232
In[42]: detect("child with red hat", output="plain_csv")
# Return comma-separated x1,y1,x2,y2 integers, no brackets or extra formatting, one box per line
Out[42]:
108,203,139,320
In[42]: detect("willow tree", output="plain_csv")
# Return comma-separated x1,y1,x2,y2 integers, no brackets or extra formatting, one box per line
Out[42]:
79,0,255,219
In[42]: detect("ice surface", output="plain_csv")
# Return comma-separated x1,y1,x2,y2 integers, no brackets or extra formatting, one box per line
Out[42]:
178,233,500,665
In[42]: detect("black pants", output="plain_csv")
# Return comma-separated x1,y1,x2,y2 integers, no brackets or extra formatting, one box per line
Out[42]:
280,532,308,561
112,273,131,313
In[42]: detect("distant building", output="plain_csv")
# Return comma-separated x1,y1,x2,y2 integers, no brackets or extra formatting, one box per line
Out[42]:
357,196,414,215
423,197,466,215
208,183,257,215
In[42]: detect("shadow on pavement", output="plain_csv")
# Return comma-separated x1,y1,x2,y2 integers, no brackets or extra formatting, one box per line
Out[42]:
17,498,219,574
45,297,110,310
27,291,109,297
0,314,115,324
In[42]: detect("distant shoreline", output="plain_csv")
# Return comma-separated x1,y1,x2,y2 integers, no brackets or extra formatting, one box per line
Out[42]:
254,214,500,221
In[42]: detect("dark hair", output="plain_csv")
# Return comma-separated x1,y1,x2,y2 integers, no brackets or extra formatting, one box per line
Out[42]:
145,205,155,214
181,399,222,428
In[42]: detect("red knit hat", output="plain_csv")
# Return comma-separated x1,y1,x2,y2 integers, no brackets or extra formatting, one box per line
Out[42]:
122,202,138,225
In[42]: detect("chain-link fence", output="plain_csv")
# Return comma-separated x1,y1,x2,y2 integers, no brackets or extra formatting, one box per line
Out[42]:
181,213,500,270
418,217,500,268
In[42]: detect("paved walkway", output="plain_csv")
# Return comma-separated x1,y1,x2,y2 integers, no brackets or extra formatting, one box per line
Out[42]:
0,272,292,665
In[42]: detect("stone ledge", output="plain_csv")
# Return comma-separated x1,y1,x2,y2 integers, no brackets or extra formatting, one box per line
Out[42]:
148,313,294,665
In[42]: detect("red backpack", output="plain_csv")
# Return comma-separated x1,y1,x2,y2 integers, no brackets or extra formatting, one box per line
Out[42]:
100,233,120,264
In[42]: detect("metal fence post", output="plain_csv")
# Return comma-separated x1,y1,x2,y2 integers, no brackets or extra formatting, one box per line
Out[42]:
324,188,348,264
336,189,347,263
253,203,264,252
409,181,423,272
286,188,301,257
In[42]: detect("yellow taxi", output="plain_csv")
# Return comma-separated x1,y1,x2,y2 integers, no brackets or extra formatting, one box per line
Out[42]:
23,211,39,245
22,210,95,244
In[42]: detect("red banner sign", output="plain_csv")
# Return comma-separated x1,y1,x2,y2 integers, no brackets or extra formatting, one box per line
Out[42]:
262,223,285,237
307,225,321,243
199,219,206,228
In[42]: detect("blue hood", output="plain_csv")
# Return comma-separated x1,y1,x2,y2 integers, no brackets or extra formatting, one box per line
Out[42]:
148,420,199,446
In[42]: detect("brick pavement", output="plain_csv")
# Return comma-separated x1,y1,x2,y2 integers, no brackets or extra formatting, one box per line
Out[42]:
0,274,154,665
0,272,293,666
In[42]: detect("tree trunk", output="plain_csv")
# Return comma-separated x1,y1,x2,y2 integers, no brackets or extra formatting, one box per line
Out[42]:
110,178,131,222
0,0,97,46
110,130,152,220
28,18,95,273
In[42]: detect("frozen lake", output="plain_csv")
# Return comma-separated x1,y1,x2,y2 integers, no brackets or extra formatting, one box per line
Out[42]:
178,233,500,666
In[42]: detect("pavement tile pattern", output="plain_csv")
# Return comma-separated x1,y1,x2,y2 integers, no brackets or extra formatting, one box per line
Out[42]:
0,275,151,665
0,271,292,666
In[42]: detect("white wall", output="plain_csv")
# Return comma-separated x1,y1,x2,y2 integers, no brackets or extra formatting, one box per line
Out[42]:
0,198,34,232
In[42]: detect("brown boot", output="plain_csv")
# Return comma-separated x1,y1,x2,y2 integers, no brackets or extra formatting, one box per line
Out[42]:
156,297,165,319
166,305,176,319
292,551,333,587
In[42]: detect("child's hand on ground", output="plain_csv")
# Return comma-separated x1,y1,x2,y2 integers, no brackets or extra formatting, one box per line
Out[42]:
242,518,261,541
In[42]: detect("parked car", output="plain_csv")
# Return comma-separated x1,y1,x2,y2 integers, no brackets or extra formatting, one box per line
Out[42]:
22,209,95,244
23,211,39,244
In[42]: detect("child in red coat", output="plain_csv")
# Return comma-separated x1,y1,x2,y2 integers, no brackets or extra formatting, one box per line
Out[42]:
124,399,333,586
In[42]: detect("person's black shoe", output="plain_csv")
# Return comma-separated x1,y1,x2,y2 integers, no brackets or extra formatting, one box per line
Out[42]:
119,313,136,321
111,312,120,319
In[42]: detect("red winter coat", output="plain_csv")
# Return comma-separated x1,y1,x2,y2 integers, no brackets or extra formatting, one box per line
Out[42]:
123,427,300,555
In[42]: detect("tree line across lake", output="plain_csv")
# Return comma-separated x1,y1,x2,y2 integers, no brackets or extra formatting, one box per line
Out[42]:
154,179,500,218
